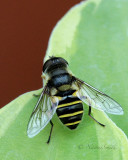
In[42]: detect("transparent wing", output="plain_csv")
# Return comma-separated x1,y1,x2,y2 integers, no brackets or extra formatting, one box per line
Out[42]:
75,78,124,115
27,85,59,138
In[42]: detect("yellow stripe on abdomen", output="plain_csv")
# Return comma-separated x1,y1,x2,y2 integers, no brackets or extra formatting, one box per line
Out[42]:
65,120,81,126
59,110,83,118
57,100,82,108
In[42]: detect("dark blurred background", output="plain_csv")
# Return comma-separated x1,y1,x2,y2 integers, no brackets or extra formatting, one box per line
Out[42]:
0,0,82,108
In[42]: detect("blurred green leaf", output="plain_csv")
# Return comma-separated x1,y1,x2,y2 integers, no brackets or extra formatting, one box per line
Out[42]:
1,0,128,159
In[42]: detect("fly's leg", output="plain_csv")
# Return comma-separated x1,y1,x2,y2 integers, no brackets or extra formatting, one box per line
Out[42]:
47,120,54,144
33,93,42,97
88,106,105,127
33,94,40,97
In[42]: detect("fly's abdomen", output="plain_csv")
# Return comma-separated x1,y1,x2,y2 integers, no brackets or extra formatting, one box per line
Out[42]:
56,97,83,129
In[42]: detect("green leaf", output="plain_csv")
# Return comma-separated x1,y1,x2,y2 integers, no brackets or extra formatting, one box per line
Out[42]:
0,0,128,160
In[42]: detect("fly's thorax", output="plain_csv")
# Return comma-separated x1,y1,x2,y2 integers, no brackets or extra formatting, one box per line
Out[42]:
41,72,50,87
58,84,71,91
42,57,78,94
50,87,58,96
48,73,73,91
49,67,68,77
71,81,79,91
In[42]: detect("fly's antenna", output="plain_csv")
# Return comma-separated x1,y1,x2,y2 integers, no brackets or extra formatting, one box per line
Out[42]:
49,54,55,59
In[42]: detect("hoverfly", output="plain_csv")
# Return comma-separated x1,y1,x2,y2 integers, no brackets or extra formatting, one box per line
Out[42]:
27,56,123,143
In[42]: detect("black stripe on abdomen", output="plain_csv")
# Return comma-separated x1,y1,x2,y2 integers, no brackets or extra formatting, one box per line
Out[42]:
56,97,83,129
